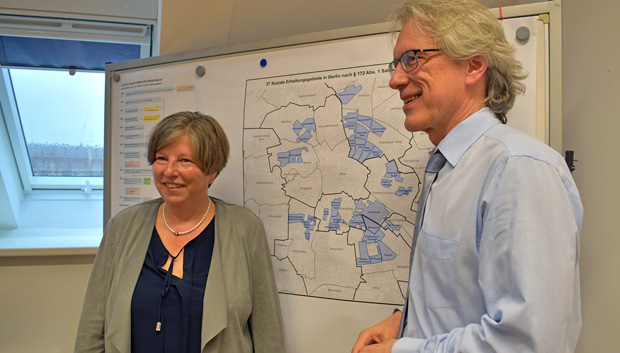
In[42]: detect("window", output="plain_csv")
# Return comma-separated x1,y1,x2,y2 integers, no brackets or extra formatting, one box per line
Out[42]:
4,67,105,189
0,13,154,240
0,14,152,191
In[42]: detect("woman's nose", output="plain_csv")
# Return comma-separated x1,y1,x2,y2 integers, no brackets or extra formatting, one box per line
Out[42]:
163,161,179,177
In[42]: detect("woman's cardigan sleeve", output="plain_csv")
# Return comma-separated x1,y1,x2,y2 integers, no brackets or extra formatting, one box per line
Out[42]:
74,217,118,353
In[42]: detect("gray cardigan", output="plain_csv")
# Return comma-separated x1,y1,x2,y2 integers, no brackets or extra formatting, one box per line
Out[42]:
75,198,285,353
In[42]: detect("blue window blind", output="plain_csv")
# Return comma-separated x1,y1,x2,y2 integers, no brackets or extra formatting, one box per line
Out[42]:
0,36,141,70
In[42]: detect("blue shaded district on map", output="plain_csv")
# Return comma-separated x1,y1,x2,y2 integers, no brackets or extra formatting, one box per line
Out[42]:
381,160,404,187
277,147,309,167
289,213,319,240
336,84,362,104
357,226,397,265
351,200,397,265
293,118,316,143
292,196,400,266
343,109,386,163
322,197,347,231
384,219,401,233
382,160,413,197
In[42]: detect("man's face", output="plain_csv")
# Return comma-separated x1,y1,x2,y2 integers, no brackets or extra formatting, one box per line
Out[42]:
389,20,473,145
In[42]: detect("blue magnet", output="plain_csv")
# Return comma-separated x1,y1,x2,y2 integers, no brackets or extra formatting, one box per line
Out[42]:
260,58,267,67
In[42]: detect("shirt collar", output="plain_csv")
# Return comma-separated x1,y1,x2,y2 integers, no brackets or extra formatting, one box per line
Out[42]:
435,107,500,167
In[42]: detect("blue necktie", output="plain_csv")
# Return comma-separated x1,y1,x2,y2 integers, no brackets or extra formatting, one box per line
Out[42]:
398,150,447,337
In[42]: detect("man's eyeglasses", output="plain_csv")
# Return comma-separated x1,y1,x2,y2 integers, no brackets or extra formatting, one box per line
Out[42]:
388,49,442,75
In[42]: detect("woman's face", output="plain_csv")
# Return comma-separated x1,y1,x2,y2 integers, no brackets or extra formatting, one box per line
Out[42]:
152,133,217,207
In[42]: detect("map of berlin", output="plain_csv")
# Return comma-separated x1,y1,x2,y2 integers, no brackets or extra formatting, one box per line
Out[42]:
243,63,434,304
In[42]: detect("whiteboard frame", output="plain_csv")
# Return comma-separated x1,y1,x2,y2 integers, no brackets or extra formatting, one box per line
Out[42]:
103,0,562,235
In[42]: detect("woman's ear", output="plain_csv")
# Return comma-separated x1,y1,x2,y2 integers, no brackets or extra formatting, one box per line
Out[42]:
464,55,488,86
207,171,219,188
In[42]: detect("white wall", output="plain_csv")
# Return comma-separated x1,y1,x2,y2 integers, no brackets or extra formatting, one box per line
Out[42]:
158,0,409,55
0,256,93,352
562,0,620,350
0,0,157,21
0,0,618,352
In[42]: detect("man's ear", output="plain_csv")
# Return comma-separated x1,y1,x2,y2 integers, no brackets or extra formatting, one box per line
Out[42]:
464,55,488,86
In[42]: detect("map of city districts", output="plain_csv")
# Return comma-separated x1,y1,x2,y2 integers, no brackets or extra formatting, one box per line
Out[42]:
243,64,434,304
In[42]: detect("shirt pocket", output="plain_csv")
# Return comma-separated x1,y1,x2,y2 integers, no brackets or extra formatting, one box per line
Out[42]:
412,230,459,308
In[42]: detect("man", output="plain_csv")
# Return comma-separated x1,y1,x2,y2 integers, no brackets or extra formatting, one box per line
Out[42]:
351,0,583,352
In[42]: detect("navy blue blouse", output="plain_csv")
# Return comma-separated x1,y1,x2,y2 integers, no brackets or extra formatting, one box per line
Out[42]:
131,221,215,353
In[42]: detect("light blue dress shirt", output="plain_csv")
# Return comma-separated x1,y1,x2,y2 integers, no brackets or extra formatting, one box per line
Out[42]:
393,108,583,353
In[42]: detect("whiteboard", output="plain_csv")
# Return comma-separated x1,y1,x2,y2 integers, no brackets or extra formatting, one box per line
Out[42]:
104,3,559,352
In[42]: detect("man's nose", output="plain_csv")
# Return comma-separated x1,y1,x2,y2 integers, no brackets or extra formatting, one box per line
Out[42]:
388,65,408,90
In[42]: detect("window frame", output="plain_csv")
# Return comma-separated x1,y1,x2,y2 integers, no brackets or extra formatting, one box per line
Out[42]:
0,14,153,192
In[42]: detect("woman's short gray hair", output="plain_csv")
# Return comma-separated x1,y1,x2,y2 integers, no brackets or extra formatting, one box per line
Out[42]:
389,0,526,123
147,111,230,175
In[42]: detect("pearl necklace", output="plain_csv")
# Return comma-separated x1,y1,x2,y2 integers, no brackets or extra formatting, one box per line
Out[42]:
162,198,211,236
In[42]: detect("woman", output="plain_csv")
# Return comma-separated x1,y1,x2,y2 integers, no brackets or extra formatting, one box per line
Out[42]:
75,112,285,353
